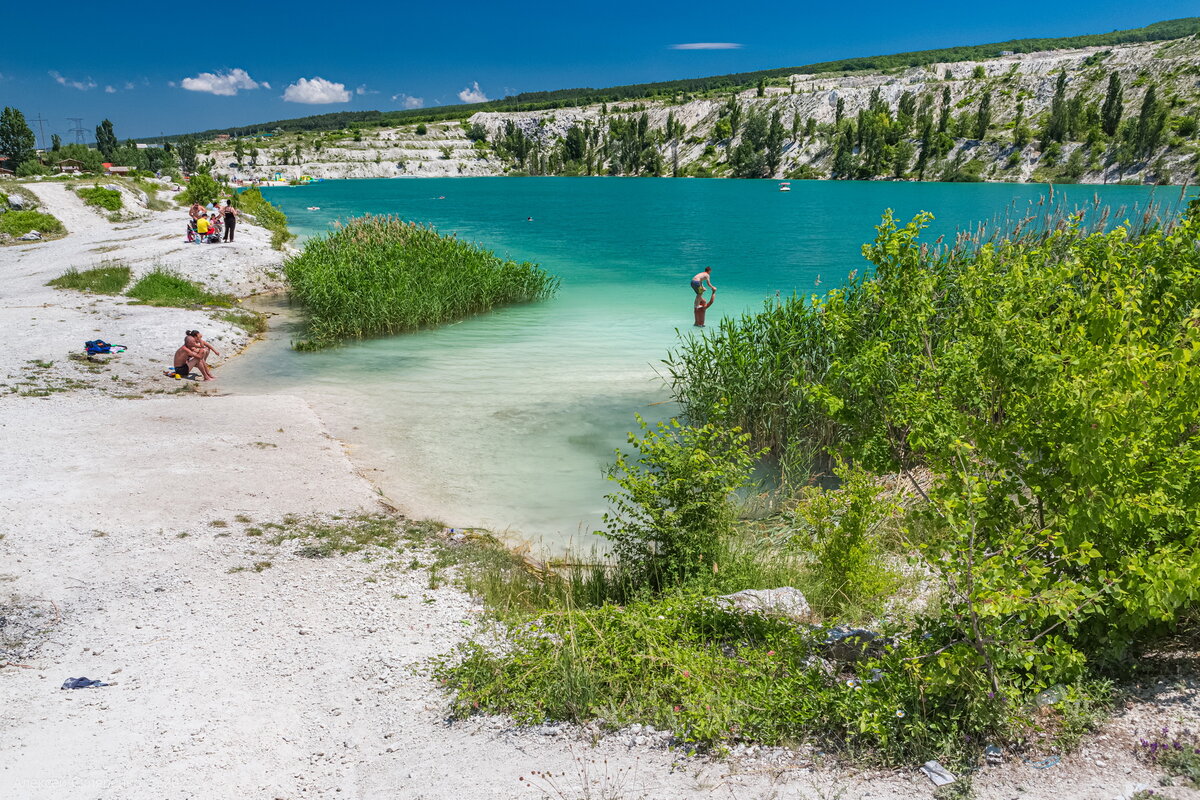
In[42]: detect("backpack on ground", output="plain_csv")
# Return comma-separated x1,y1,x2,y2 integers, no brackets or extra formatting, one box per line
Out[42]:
84,340,126,355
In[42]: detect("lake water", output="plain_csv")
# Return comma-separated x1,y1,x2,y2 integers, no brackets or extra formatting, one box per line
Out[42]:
225,178,1180,550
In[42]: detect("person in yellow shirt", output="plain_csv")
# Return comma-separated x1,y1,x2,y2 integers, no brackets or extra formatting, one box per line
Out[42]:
195,216,210,243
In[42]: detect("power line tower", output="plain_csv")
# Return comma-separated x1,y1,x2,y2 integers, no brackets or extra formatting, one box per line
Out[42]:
30,114,49,150
67,117,87,144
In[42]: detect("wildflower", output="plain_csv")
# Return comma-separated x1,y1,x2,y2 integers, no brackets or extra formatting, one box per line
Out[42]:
682,670,691,678
766,650,776,657
895,710,906,718
845,679,859,689
673,706,681,712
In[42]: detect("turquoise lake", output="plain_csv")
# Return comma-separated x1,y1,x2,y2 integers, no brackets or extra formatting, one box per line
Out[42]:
227,178,1182,549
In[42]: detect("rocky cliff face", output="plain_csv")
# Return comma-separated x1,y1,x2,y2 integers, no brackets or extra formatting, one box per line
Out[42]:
211,36,1200,185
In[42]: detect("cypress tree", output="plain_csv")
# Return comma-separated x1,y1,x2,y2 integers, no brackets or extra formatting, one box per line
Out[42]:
51,133,62,152
1101,72,1123,137
835,97,845,126
1135,85,1167,156
937,87,952,133
916,120,934,179
975,92,992,140
95,119,118,160
1041,73,1068,147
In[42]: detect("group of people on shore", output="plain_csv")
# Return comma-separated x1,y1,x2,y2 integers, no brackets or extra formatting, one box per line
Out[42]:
167,330,220,380
187,200,238,244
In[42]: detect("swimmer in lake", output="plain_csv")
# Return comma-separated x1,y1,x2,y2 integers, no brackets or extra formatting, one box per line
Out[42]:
694,288,716,327
691,266,715,296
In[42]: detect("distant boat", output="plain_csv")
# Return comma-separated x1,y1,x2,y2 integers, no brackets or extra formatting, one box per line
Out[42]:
306,206,321,211
778,182,791,192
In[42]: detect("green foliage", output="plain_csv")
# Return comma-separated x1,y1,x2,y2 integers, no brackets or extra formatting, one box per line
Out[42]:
236,187,293,250
76,186,123,211
176,137,198,175
465,123,488,142
48,263,131,294
0,106,36,168
15,160,49,177
1101,72,1124,137
0,210,64,237
791,464,901,617
599,416,761,592
94,119,118,160
127,268,235,307
971,65,987,79
283,215,560,348
415,123,427,136
182,173,223,206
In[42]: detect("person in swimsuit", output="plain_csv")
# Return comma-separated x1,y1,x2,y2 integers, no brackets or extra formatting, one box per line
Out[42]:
172,340,203,378
691,266,715,296
223,202,238,242
694,288,716,327
185,330,220,380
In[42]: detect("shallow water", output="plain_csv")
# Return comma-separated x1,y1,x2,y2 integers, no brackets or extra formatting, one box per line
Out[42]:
224,178,1182,549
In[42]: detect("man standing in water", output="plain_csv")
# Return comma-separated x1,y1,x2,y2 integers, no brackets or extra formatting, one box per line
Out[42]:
694,288,716,327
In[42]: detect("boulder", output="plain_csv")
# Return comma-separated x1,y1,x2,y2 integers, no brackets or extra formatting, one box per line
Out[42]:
9,194,26,209
17,230,41,241
714,587,812,622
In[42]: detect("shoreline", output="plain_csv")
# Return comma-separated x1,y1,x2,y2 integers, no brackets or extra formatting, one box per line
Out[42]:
1,175,1194,799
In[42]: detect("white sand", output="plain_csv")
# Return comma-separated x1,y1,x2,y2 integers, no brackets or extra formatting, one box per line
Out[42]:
0,179,1195,800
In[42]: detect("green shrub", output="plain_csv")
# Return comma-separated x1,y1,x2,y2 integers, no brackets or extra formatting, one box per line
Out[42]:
599,416,760,592
16,160,50,177
415,123,427,136
0,210,64,237
283,215,559,348
181,173,223,206
127,268,234,308
77,186,122,211
48,262,131,294
236,187,292,250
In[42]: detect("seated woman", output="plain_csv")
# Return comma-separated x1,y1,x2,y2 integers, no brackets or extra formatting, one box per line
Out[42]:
185,330,220,380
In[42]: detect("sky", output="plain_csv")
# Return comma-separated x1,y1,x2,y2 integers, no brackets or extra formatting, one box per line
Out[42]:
1,2,1196,141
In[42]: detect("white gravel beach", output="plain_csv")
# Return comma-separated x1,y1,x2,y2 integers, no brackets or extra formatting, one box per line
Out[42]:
1,179,1198,800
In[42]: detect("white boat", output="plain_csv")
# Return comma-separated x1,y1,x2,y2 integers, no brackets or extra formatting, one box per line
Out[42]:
306,206,321,211
778,182,791,192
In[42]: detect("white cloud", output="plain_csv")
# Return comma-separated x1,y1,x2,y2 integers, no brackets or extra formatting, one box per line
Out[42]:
457,81,488,103
283,76,351,104
392,93,424,109
181,68,263,96
104,85,116,94
49,71,97,91
124,81,136,90
356,84,378,96
669,42,743,50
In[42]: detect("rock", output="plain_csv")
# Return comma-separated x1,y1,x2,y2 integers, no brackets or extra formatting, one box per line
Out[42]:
920,760,955,786
822,627,886,662
714,587,811,621
17,231,41,241
9,194,26,209
103,184,122,192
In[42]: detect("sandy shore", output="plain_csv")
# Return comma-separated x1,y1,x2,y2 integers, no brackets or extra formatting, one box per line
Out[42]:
1,179,1196,800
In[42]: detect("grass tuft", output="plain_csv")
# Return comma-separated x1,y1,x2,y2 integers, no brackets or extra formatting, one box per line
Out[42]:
127,268,235,308
0,210,65,237
48,262,131,294
76,186,123,211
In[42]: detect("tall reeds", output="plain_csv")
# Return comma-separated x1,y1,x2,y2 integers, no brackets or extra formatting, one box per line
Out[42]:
284,215,560,349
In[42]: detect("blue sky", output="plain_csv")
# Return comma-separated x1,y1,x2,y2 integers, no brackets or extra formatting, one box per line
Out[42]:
1,2,1195,140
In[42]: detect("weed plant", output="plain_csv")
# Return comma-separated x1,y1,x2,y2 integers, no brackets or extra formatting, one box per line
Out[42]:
48,262,131,294
0,211,64,237
283,215,559,348
76,186,122,211
236,187,293,250
127,268,235,308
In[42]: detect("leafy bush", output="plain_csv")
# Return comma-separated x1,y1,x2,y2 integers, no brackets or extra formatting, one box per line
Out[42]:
127,268,234,307
48,262,131,294
181,173,223,207
283,215,559,348
415,123,427,136
15,160,49,177
600,416,760,592
236,187,292,250
77,186,122,211
0,210,64,236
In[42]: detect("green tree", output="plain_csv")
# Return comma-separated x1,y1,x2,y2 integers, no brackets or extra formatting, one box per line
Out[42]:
415,123,428,136
50,133,62,152
176,137,198,175
756,78,766,97
0,106,37,168
915,120,934,178
1135,85,1167,157
975,91,992,140
1041,73,1069,147
249,146,260,167
937,86,952,133
835,97,846,126
233,140,245,168
95,119,118,160
891,139,914,178
1012,101,1031,147
1101,73,1124,137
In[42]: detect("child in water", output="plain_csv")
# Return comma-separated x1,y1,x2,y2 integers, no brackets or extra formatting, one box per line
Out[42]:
694,288,716,327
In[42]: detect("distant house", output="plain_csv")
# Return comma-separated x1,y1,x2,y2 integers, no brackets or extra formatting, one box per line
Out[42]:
0,155,10,176
102,163,133,175
999,50,1015,56
56,159,85,174
214,134,231,142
